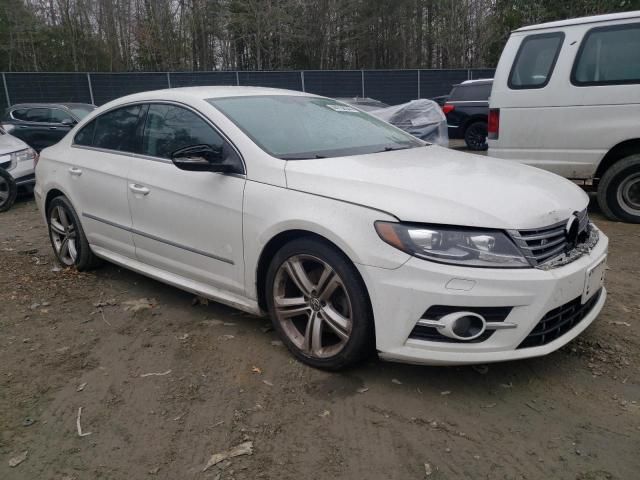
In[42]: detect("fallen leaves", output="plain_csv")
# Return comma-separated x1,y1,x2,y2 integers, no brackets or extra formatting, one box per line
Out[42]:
8,451,28,467
122,298,157,314
202,441,253,472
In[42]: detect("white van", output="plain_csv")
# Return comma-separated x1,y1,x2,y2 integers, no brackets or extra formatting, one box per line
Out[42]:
488,11,640,223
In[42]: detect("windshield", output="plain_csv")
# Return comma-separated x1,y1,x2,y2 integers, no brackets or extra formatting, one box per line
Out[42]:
208,95,423,159
70,105,95,119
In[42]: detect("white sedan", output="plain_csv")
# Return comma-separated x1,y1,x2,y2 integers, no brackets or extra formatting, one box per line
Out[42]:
34,87,608,369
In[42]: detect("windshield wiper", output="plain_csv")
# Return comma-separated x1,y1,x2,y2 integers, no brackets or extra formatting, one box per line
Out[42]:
374,145,413,153
280,154,327,160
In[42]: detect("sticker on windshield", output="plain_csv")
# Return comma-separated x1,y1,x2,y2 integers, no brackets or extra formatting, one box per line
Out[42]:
325,104,359,113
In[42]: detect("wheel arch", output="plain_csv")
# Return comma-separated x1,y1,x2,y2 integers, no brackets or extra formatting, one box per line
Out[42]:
461,114,488,134
254,229,371,315
595,138,640,180
44,187,68,215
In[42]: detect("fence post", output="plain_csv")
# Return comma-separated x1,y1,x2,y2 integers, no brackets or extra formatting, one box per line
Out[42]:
361,70,365,98
236,71,240,86
417,70,421,99
167,72,172,88
1,73,10,106
86,73,95,105
300,71,305,92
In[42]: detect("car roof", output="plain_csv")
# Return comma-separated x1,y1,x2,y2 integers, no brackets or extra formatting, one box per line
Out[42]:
9,102,96,110
105,86,316,106
458,79,493,86
515,10,640,32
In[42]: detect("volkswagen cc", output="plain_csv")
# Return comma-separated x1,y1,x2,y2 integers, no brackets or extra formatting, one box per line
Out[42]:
34,87,608,369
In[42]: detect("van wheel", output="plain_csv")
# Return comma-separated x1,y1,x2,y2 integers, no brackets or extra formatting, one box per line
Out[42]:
0,169,17,213
464,121,488,151
597,155,640,223
47,196,102,270
265,237,375,370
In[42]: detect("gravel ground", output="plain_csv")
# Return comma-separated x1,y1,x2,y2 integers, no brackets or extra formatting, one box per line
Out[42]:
1,192,639,480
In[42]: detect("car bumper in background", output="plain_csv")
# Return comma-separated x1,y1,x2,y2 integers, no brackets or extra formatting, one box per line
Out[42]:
359,228,608,365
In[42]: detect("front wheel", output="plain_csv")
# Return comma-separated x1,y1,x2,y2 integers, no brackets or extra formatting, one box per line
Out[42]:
265,238,374,370
597,155,640,223
464,121,488,151
0,169,17,212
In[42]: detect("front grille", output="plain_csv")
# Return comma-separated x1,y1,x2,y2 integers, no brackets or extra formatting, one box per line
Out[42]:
517,289,602,349
409,305,512,343
509,209,589,266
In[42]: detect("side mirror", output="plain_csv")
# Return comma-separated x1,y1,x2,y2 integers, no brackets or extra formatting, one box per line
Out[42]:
61,118,76,126
171,144,236,173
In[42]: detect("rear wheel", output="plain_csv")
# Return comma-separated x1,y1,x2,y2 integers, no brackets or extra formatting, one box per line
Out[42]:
464,121,488,151
597,155,640,223
47,196,102,270
0,169,17,212
265,238,374,370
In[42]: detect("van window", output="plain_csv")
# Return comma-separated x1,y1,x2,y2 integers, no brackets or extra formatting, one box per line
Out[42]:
508,33,564,89
572,23,640,86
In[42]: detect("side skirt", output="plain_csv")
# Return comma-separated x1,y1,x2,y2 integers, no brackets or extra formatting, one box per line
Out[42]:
90,245,264,317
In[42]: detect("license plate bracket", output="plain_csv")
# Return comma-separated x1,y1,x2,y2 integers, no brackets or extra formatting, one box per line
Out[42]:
583,255,606,303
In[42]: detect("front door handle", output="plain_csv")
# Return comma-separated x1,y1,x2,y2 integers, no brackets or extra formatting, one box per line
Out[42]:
49,126,58,130
68,167,82,176
129,183,150,196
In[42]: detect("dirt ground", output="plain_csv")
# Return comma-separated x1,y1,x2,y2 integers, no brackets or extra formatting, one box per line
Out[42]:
1,194,639,480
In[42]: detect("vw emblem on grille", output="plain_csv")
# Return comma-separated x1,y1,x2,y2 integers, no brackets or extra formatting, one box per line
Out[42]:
565,213,581,249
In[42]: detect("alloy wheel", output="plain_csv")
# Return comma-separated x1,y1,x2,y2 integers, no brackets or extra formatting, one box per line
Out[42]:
272,254,353,359
49,205,78,266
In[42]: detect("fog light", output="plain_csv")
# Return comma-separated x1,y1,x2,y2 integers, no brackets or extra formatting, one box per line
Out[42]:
438,312,487,341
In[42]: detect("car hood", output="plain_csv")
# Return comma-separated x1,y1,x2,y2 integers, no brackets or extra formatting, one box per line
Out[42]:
284,146,589,230
0,133,29,156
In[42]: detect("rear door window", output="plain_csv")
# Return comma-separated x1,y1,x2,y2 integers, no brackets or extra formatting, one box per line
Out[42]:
74,121,96,146
572,23,640,86
25,108,51,123
50,108,75,124
508,33,564,89
451,84,492,101
92,105,143,152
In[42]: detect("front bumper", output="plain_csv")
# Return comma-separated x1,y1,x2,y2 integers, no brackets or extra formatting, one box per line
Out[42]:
1,156,35,187
359,228,608,365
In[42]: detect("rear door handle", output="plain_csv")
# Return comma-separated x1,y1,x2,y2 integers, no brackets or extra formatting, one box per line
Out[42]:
129,183,150,196
68,167,82,176
49,126,58,130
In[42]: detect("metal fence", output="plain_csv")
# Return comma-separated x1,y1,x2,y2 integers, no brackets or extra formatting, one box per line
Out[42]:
0,68,495,110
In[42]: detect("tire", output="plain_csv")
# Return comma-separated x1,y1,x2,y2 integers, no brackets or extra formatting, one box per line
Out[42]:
0,169,17,213
464,121,488,151
46,196,102,270
265,237,375,370
597,154,640,223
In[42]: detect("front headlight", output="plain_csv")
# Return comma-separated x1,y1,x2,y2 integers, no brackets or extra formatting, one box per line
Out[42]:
375,221,529,268
11,148,37,164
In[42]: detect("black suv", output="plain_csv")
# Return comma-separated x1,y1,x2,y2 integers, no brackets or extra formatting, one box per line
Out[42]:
442,79,492,151
2,103,95,151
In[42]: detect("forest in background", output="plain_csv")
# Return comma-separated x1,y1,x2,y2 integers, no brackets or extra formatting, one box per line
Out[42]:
0,0,638,72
